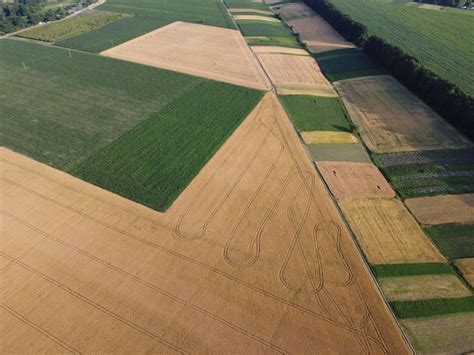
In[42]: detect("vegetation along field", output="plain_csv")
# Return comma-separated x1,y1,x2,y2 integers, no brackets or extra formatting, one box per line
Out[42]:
17,10,128,42
0,39,262,211
325,0,474,97
424,223,474,259
54,0,235,53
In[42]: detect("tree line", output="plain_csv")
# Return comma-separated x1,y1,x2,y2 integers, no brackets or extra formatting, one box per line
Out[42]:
304,0,474,141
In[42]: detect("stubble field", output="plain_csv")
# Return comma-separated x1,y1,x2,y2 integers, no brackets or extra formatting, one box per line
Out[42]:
0,93,411,353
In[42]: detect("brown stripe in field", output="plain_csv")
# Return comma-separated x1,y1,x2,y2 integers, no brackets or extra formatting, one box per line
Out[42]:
0,93,410,353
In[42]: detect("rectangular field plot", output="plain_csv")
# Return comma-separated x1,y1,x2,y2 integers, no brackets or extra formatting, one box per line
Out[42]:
371,263,454,278
306,143,371,163
246,36,301,48
401,313,474,354
101,22,270,90
455,258,474,287
257,53,337,96
335,76,472,153
424,223,474,259
301,132,357,145
317,162,395,199
373,148,474,168
273,2,316,21
314,48,386,82
390,297,474,319
237,21,295,38
405,194,474,225
378,275,471,302
16,10,128,43
0,92,411,353
279,95,352,132
339,198,444,265
251,46,309,55
56,0,235,53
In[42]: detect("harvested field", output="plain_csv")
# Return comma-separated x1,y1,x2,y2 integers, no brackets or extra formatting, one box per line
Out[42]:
251,45,309,55
425,223,474,259
339,198,445,265
256,53,337,95
279,95,352,132
314,48,386,82
0,93,410,353
378,275,471,302
288,16,355,53
335,76,472,153
306,143,371,164
373,148,474,168
316,162,395,199
301,132,358,144
401,313,474,354
455,258,474,287
101,22,271,90
273,2,316,21
234,15,280,22
405,194,474,225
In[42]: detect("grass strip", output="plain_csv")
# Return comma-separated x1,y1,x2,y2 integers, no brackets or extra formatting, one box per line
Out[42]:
372,263,454,278
390,296,474,319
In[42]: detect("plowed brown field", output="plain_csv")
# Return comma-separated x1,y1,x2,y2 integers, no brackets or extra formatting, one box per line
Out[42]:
0,94,410,353
101,21,271,90
339,198,445,265
405,194,474,225
317,162,395,199
335,76,472,153
256,53,337,96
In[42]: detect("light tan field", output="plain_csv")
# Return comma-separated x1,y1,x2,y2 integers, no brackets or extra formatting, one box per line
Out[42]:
317,162,395,199
234,15,281,23
252,45,309,56
401,313,474,354
256,53,337,96
455,258,474,287
273,2,316,21
229,8,274,15
288,16,355,53
301,131,358,144
338,198,445,265
101,21,271,91
334,76,472,153
0,93,410,354
405,194,474,225
378,275,471,302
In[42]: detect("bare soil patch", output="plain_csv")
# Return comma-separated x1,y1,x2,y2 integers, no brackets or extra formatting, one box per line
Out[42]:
256,53,336,95
101,21,271,90
288,16,355,53
401,313,474,354
335,76,472,153
339,198,445,265
252,45,309,55
378,274,471,301
454,258,474,287
405,194,474,225
301,131,358,144
317,161,395,199
273,2,316,21
0,93,410,353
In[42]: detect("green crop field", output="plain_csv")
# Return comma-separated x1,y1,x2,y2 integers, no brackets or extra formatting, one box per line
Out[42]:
245,36,301,48
237,21,295,38
55,0,235,53
17,10,128,43
424,224,474,259
279,95,352,132
327,0,474,96
0,39,262,211
224,0,270,10
379,163,474,199
390,296,474,319
314,48,386,82
371,263,454,278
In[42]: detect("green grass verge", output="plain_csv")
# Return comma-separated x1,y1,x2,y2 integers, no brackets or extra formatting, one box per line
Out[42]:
327,0,474,96
372,263,454,278
56,0,235,53
390,296,474,319
224,0,270,10
279,95,352,132
380,163,474,198
424,224,474,259
71,81,263,212
313,48,386,82
238,22,295,38
16,10,128,43
245,36,301,48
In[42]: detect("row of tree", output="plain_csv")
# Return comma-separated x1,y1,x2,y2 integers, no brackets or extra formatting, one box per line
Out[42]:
304,0,474,141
